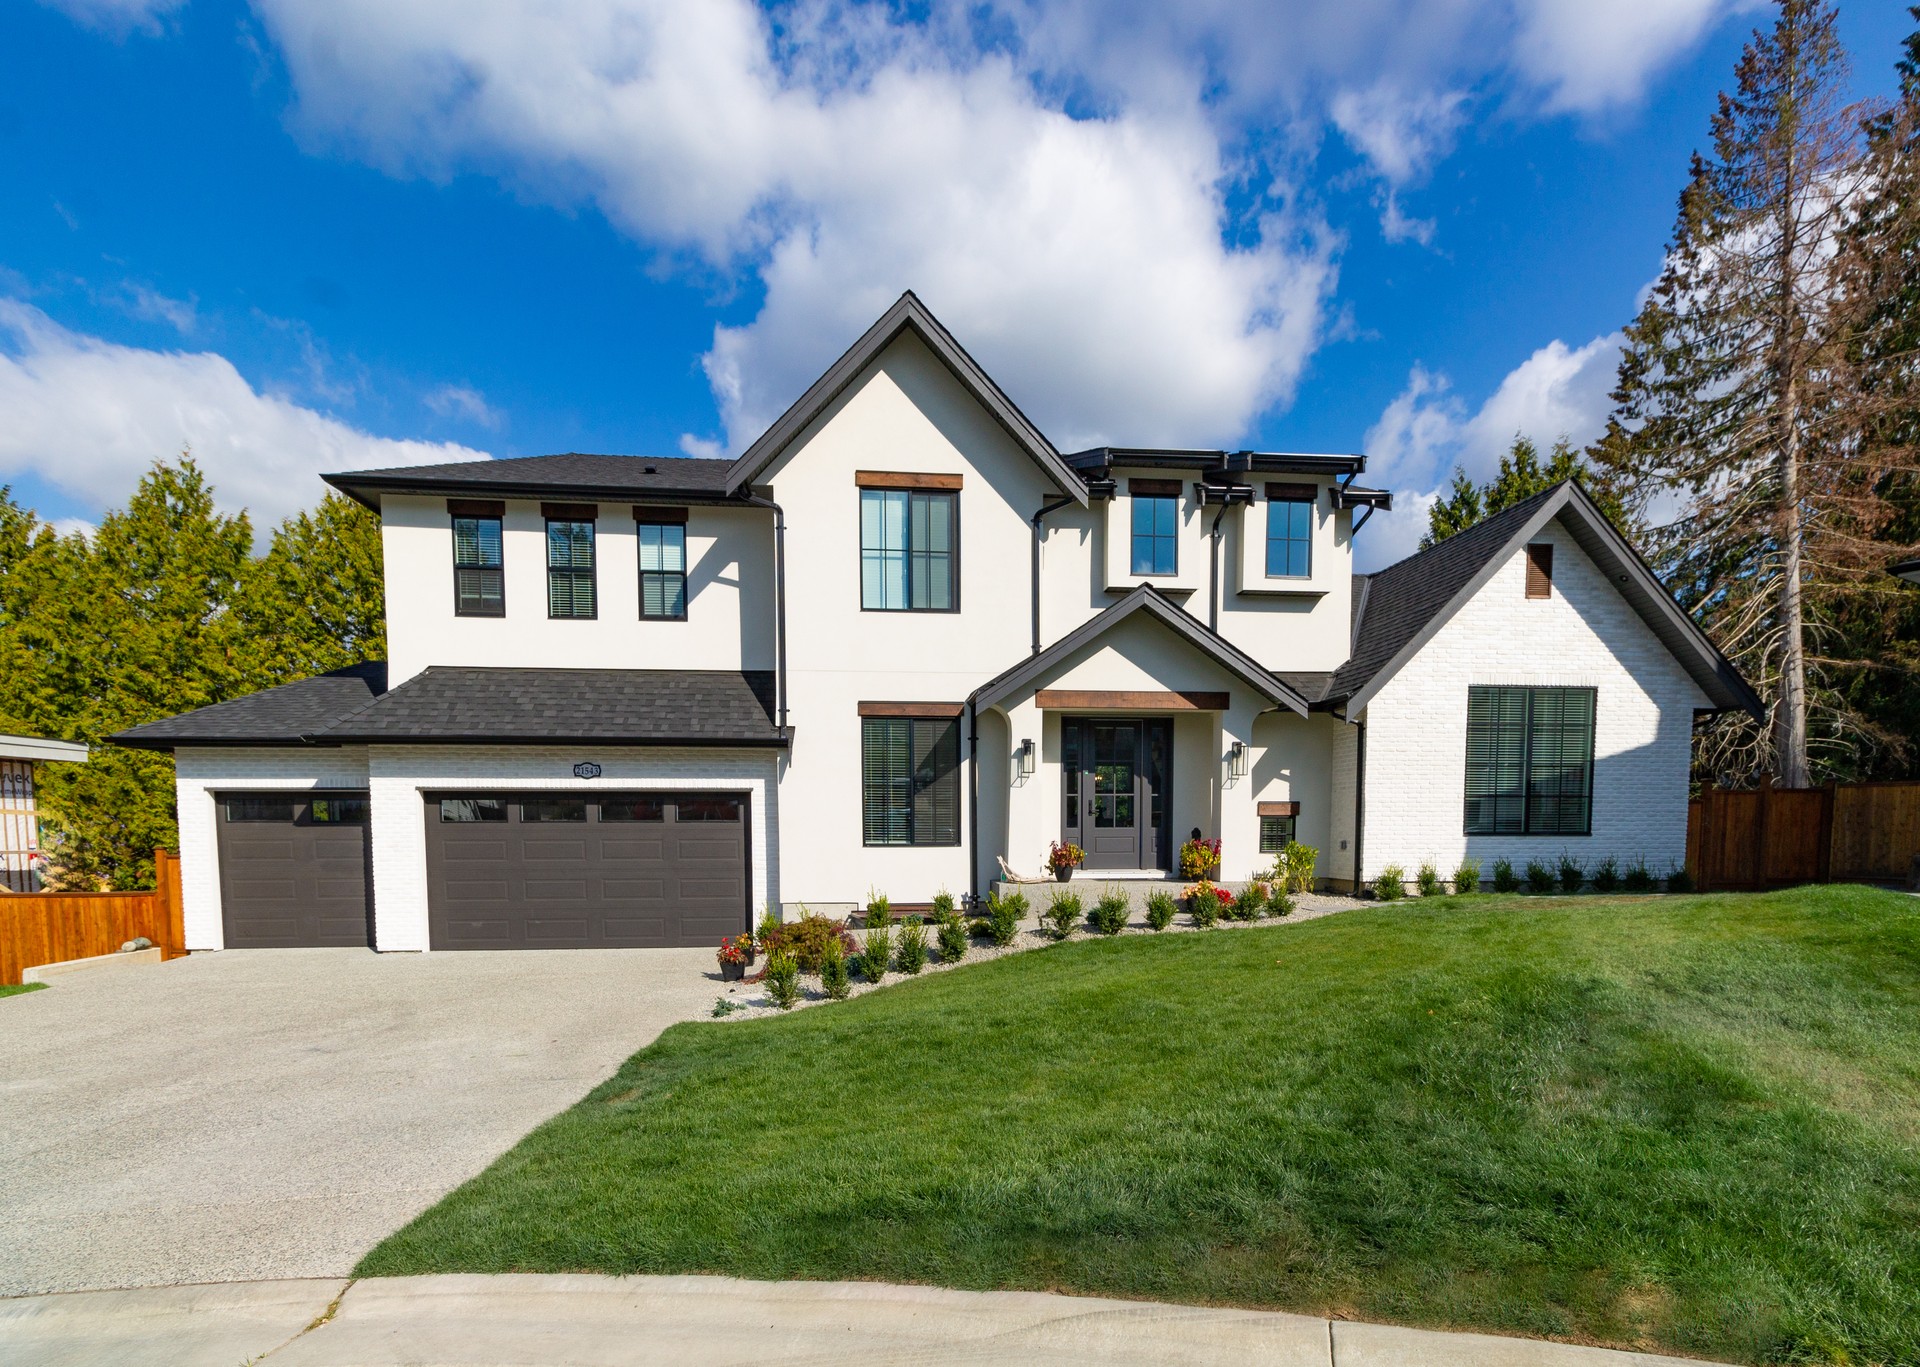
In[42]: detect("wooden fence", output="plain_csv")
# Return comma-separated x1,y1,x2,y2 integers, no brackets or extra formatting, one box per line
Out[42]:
1686,779,1920,891
0,848,185,985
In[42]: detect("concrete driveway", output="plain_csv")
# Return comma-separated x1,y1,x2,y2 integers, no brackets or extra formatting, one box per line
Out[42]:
0,947,723,1296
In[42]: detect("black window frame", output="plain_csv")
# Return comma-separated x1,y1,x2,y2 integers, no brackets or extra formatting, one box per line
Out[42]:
861,715,961,846
545,517,597,620
1463,685,1597,836
1258,813,1297,853
636,516,689,621
1130,493,1179,576
859,488,959,613
451,513,506,618
1264,489,1314,579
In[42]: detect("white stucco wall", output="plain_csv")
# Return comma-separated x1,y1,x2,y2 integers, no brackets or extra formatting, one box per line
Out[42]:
382,496,774,686
363,744,781,951
1359,519,1711,884
173,746,372,950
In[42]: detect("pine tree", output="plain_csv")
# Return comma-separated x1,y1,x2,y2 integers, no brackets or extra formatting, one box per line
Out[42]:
1422,435,1625,547
235,492,387,684
1422,467,1484,549
1592,0,1868,787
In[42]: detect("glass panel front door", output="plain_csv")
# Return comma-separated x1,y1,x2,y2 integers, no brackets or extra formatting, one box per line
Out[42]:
1066,718,1170,870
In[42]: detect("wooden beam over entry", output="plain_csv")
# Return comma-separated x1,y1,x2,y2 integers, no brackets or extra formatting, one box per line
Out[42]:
1034,689,1229,711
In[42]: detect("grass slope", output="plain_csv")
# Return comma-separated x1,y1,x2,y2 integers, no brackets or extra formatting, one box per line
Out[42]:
362,888,1920,1364
0,982,46,999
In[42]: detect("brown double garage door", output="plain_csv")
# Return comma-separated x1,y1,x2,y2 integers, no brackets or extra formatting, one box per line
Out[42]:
424,791,750,950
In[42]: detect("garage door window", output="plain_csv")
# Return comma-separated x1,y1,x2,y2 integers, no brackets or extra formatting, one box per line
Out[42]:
677,796,742,821
601,796,665,821
310,798,368,824
441,798,509,822
522,798,587,822
226,797,296,822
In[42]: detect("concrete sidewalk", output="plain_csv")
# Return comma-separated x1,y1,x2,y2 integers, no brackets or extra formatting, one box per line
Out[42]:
0,1273,1733,1367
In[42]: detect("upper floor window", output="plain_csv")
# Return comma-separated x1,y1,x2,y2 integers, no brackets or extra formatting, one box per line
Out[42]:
543,503,597,620
450,500,505,617
1265,484,1315,579
1129,481,1180,576
860,487,956,611
1463,685,1596,836
636,507,688,621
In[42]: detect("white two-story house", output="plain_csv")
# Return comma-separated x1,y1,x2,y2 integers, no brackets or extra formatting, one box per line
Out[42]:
116,293,1759,953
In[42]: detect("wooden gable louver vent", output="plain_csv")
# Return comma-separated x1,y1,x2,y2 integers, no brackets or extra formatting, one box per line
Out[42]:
1525,543,1554,599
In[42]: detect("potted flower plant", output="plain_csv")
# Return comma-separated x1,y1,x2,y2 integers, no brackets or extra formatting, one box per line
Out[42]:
716,932,756,981
1047,841,1086,882
1179,836,1222,879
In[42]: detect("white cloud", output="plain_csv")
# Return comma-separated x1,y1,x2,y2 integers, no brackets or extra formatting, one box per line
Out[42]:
1510,0,1758,113
1357,332,1622,570
1330,84,1468,187
0,300,488,529
36,0,185,37
423,383,503,429
114,281,198,334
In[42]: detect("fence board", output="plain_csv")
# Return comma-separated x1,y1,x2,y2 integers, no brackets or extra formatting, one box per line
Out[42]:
0,848,185,984
1830,783,1920,882
1688,780,1920,891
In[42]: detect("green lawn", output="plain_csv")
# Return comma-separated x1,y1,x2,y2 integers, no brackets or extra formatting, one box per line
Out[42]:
361,887,1920,1365
0,981,46,999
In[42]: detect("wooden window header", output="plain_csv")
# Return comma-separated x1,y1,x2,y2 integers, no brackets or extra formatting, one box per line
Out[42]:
447,499,505,518
857,701,966,718
1258,800,1300,818
542,502,598,521
1525,543,1554,599
633,505,689,524
855,471,964,491
1128,478,1183,498
1265,482,1318,503
1034,689,1229,711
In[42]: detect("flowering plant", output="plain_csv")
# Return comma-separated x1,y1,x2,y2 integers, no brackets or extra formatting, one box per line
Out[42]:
1179,836,1222,879
1183,880,1233,911
1047,841,1086,873
717,934,755,967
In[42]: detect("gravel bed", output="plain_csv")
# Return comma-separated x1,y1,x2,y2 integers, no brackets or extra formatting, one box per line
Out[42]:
707,890,1368,1022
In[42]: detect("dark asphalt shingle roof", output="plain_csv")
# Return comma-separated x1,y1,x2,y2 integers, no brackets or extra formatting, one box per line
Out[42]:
111,663,389,749
324,453,735,505
312,667,781,745
1326,486,1563,705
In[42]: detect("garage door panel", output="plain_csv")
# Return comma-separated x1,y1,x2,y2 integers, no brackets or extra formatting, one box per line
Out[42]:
218,793,372,950
426,791,748,950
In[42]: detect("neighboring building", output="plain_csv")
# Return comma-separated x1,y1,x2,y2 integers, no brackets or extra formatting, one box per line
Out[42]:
0,735,89,892
113,293,1760,953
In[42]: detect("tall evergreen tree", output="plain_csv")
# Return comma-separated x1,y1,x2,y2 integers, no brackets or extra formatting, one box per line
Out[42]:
235,492,387,684
1592,0,1868,787
1422,435,1623,548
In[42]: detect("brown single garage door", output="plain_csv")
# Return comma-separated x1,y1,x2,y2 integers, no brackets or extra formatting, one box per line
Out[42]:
424,791,750,950
216,792,373,948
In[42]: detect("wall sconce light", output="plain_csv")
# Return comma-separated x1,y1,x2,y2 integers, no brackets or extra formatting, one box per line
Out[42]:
1227,740,1247,780
1017,738,1036,778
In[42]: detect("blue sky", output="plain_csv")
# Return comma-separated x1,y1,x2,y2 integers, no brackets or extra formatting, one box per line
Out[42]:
1,0,1908,566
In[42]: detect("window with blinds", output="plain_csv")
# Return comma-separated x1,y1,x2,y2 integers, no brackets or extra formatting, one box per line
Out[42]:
860,489,956,611
637,521,687,620
861,716,960,846
452,515,505,617
1463,685,1596,835
546,519,596,619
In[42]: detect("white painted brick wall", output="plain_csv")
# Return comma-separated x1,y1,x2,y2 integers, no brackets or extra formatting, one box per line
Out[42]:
172,747,372,950
365,745,781,951
1360,521,1709,885
1327,721,1358,885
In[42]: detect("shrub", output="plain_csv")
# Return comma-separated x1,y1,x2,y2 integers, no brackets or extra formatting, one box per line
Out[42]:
1145,890,1177,931
935,911,969,963
760,913,856,972
757,905,782,944
1558,854,1584,894
1492,858,1519,893
1227,882,1264,921
1451,857,1481,895
1524,860,1558,894
864,891,893,928
1621,857,1656,893
895,918,929,975
1416,861,1443,897
930,889,957,919
856,925,891,982
1666,865,1694,894
1042,891,1082,941
1590,856,1620,893
1267,888,1294,918
1185,880,1224,928
1179,836,1222,879
1372,865,1407,901
819,937,851,1000
764,950,801,1009
983,890,1025,946
711,996,740,1018
1089,889,1129,935
1279,841,1318,894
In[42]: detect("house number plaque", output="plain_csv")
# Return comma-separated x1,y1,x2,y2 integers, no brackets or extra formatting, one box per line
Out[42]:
572,761,602,779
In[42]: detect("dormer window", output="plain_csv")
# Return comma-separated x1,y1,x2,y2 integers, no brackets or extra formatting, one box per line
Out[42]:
543,503,597,620
449,499,505,617
1265,483,1315,579
1129,480,1180,576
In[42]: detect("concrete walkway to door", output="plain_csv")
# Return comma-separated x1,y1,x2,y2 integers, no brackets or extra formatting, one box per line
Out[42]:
0,947,723,1296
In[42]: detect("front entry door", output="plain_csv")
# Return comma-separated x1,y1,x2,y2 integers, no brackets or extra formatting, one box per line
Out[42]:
1063,719,1171,870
